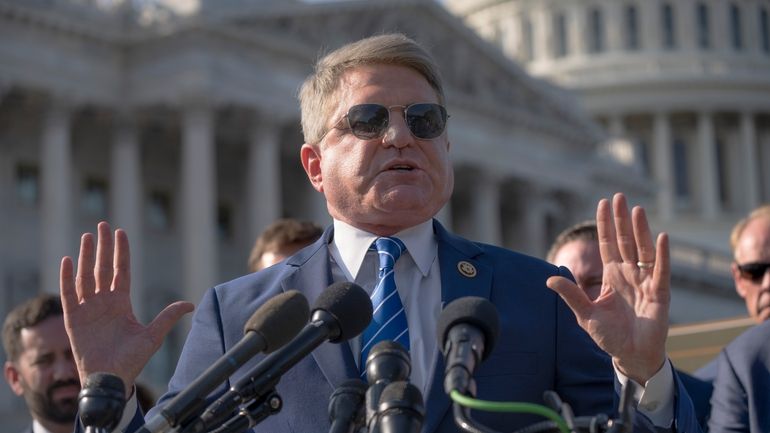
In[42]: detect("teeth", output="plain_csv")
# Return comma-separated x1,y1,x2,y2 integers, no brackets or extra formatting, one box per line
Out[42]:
392,165,412,170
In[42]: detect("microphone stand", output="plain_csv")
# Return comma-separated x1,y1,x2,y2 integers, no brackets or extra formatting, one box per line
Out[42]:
209,389,283,433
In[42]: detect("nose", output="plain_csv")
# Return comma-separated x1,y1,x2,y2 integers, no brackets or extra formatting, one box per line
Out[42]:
381,107,413,149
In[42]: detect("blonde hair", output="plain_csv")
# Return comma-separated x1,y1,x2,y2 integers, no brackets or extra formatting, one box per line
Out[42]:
298,33,445,144
730,204,770,255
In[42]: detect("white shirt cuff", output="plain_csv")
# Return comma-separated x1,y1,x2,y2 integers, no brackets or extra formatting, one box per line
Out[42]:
115,385,139,432
614,358,674,427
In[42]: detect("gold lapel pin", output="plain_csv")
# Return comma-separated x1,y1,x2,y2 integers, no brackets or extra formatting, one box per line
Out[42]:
457,261,477,278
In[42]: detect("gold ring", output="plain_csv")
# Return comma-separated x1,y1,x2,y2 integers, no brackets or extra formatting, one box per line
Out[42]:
637,261,654,269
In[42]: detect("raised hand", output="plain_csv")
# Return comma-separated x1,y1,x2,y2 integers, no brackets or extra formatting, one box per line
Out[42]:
547,193,670,384
60,222,194,394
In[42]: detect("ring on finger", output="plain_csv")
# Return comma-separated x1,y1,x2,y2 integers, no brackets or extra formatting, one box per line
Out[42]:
637,261,654,269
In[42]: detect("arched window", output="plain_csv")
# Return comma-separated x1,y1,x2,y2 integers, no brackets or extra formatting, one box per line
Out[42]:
697,2,711,49
553,12,568,57
760,7,769,53
587,7,604,53
625,4,640,50
730,3,743,50
661,3,676,50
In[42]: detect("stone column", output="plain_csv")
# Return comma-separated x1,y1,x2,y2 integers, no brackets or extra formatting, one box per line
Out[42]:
470,172,502,246
696,111,719,220
247,117,283,243
569,3,587,57
639,0,659,52
520,185,548,257
653,112,674,221
40,99,73,294
181,103,217,303
605,2,623,52
111,111,145,317
739,111,760,210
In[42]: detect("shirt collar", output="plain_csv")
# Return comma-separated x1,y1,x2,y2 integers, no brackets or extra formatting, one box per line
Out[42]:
331,219,436,280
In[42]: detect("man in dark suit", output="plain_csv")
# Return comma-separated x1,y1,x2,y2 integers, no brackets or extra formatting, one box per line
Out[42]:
2,294,80,433
708,319,770,432
59,34,700,432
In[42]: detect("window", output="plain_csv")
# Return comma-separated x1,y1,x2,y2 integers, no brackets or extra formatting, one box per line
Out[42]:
15,164,39,205
82,178,108,216
673,138,689,198
662,3,676,50
521,16,534,61
760,7,769,53
730,3,743,50
625,5,640,50
588,7,605,53
147,191,172,230
697,3,711,49
217,203,233,240
553,12,568,57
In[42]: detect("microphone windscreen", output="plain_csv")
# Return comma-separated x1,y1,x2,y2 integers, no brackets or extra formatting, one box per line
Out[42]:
83,372,125,396
378,381,424,415
436,297,500,360
313,282,373,342
245,290,310,353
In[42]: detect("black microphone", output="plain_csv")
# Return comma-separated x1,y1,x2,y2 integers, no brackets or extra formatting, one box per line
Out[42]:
139,290,310,433
437,296,500,396
374,381,424,433
363,340,411,432
187,282,373,433
78,372,126,433
328,379,367,433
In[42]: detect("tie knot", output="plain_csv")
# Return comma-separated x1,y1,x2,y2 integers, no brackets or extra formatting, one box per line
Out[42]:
373,237,406,270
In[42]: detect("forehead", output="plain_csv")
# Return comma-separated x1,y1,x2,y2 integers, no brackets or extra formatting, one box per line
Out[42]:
735,216,770,262
18,315,70,356
334,64,439,107
553,239,601,266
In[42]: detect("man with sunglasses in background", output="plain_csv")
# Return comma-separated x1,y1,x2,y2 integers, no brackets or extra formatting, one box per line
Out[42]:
60,34,700,432
706,205,770,432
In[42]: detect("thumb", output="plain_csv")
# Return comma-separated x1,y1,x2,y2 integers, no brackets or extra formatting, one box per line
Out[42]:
546,276,592,320
147,301,195,345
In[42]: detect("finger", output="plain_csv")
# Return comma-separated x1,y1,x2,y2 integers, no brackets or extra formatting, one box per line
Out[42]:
147,301,195,347
612,193,638,265
113,229,131,293
76,233,96,300
94,222,114,293
596,198,621,264
650,233,671,303
60,257,79,313
547,276,593,320
632,206,655,266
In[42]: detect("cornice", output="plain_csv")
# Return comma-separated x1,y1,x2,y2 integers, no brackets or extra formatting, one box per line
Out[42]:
0,1,123,45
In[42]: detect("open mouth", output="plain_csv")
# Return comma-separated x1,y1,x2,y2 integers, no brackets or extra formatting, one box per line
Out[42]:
388,164,414,171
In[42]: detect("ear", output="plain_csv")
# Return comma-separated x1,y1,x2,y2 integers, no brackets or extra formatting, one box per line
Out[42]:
300,143,324,193
4,361,24,396
732,262,747,298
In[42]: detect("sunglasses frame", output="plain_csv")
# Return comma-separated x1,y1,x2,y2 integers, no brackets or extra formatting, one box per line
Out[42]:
737,262,770,283
324,103,448,141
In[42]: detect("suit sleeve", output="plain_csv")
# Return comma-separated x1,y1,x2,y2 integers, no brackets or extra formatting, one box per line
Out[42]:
708,349,749,432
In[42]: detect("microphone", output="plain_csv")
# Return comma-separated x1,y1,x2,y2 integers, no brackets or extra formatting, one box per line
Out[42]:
328,379,367,433
78,372,126,433
139,290,310,433
374,381,424,433
437,296,500,396
186,282,373,433
363,340,411,431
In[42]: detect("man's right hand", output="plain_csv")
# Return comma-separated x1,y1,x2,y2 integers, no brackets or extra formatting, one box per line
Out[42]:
59,221,194,396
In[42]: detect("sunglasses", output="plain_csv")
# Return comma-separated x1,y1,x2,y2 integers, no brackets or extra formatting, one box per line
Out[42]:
737,262,770,283
327,103,448,140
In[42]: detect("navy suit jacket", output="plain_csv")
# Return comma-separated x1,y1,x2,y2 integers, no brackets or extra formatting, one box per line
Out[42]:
708,320,770,432
125,221,700,433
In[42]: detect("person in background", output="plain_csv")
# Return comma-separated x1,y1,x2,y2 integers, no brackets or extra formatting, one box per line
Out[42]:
705,204,770,432
695,204,770,381
247,218,323,272
548,220,713,430
3,294,80,433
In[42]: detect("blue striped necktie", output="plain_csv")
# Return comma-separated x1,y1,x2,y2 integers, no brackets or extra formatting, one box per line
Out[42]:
360,237,409,376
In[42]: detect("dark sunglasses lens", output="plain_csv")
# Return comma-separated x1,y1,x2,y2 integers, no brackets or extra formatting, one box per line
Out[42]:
739,263,770,281
406,104,447,139
348,104,389,139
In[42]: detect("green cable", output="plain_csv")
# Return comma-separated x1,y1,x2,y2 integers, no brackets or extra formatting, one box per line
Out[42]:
449,390,570,433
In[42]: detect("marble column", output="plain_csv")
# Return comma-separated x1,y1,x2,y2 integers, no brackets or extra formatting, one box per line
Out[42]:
40,99,73,294
653,112,674,221
739,111,760,210
470,172,502,246
568,4,587,57
181,103,217,303
111,111,145,318
247,118,283,243
605,2,623,52
639,0,660,52
696,111,719,220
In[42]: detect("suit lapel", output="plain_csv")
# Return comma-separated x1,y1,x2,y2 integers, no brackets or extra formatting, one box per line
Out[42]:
422,221,493,433
281,226,360,389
